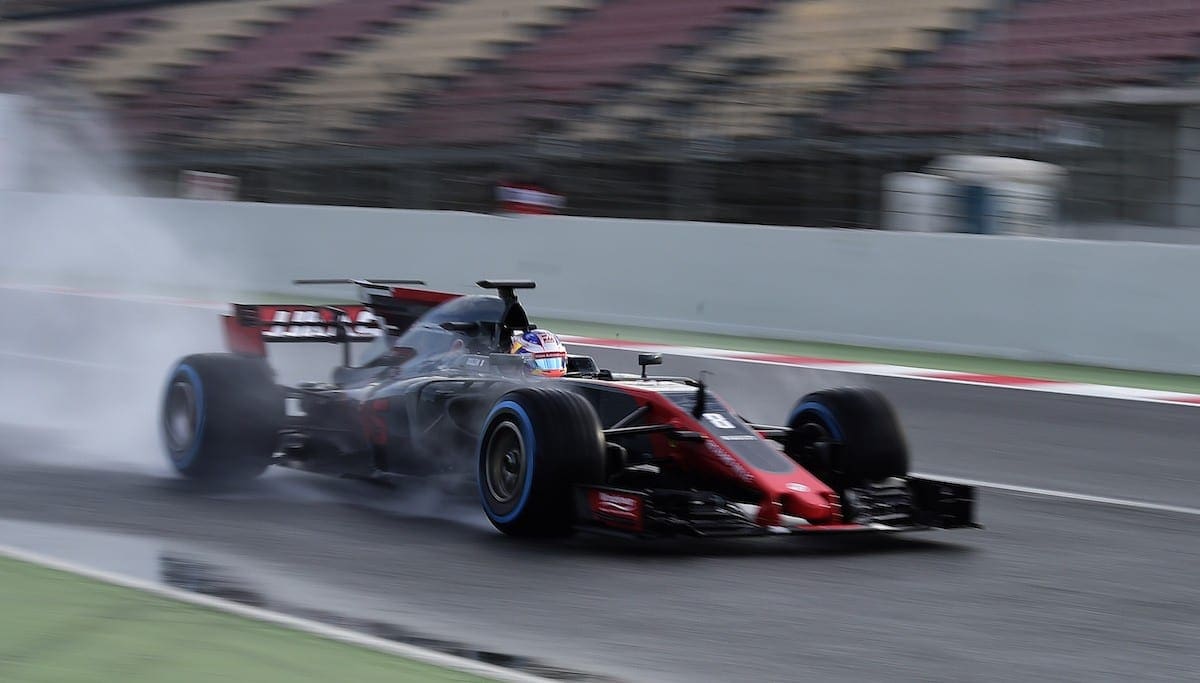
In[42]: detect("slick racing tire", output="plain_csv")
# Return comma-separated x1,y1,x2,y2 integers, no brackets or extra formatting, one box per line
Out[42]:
477,386,606,538
160,353,284,484
783,387,909,490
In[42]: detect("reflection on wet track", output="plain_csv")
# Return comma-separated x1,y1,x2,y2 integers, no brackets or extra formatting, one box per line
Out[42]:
0,516,615,682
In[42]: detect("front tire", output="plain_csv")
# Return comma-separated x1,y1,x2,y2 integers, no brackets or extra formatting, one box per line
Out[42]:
784,387,909,491
477,386,605,537
161,353,283,484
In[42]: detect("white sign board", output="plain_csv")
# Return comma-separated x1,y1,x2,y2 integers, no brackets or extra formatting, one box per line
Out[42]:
178,170,238,200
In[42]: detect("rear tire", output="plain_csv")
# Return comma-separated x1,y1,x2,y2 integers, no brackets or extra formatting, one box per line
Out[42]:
784,387,909,490
160,353,283,484
477,386,606,537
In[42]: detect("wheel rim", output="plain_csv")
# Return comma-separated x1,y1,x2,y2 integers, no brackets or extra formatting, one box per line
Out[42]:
164,379,198,453
787,417,835,470
795,419,831,459
485,420,526,504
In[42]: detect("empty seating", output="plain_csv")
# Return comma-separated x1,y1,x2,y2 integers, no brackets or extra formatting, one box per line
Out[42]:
830,0,1200,134
122,0,436,136
566,0,994,141
70,0,326,97
0,17,68,61
7,0,1200,150
0,8,158,87
373,0,769,146
217,0,599,140
290,0,597,97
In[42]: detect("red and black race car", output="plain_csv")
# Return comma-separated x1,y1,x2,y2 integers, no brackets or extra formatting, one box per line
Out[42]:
160,279,978,539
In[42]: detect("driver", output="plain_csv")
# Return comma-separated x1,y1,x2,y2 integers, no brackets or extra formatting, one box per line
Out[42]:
510,328,569,377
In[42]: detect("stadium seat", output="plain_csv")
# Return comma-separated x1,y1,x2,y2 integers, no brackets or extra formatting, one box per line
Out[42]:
829,0,1200,135
120,0,437,138
562,0,994,141
217,0,600,140
0,17,68,61
9,0,1200,150
70,0,327,98
372,0,772,146
0,8,159,87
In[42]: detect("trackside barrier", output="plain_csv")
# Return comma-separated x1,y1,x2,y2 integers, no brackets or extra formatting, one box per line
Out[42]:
3,190,1199,375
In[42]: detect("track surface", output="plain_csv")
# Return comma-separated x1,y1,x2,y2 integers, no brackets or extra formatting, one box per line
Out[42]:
1,291,1199,682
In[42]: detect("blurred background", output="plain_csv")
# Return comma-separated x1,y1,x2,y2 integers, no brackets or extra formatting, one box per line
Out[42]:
1,0,1196,236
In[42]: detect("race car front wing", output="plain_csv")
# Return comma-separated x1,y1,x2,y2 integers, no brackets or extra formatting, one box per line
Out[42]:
573,477,979,539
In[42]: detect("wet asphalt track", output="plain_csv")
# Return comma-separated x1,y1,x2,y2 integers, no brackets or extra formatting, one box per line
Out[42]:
1,290,1199,682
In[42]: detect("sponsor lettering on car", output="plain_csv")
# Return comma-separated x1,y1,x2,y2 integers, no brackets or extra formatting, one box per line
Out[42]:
704,439,755,483
257,306,380,340
588,489,644,531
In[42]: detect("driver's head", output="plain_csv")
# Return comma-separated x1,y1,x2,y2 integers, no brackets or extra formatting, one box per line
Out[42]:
510,328,568,377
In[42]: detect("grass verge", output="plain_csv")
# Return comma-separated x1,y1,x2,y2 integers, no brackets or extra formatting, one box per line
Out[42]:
0,554,492,683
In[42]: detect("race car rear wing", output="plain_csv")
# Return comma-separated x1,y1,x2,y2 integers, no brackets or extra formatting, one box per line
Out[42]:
222,280,460,360
222,303,377,359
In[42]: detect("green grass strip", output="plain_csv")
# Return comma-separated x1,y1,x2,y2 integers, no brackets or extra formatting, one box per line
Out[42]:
0,555,492,683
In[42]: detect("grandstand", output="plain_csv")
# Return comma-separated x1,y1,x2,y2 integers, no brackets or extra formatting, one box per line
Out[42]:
569,0,994,142
373,0,773,145
222,0,602,141
0,16,68,58
0,7,161,86
70,0,328,98
830,0,1200,135
119,0,442,138
2,0,1200,227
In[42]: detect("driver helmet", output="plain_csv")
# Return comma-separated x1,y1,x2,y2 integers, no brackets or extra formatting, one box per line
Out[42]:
510,328,568,377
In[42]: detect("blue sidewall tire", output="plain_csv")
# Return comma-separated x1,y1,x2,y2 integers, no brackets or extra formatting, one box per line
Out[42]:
789,401,844,441
786,389,909,487
479,400,537,524
168,363,207,471
159,353,281,484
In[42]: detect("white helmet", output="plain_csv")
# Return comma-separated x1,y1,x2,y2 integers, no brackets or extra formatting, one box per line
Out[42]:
510,328,568,377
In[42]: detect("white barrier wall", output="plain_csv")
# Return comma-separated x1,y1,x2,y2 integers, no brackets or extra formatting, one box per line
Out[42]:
4,190,1199,375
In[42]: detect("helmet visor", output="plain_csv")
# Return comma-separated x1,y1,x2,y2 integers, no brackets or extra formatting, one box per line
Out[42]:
529,352,567,375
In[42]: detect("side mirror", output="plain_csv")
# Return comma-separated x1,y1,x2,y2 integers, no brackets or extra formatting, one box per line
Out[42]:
669,430,706,443
566,354,598,376
638,353,663,378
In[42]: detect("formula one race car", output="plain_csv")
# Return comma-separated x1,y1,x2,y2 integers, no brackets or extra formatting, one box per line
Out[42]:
159,279,978,538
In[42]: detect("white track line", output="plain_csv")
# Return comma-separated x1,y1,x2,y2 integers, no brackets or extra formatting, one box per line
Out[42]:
917,473,1200,517
0,283,224,311
0,544,554,683
0,348,130,371
566,339,1200,408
